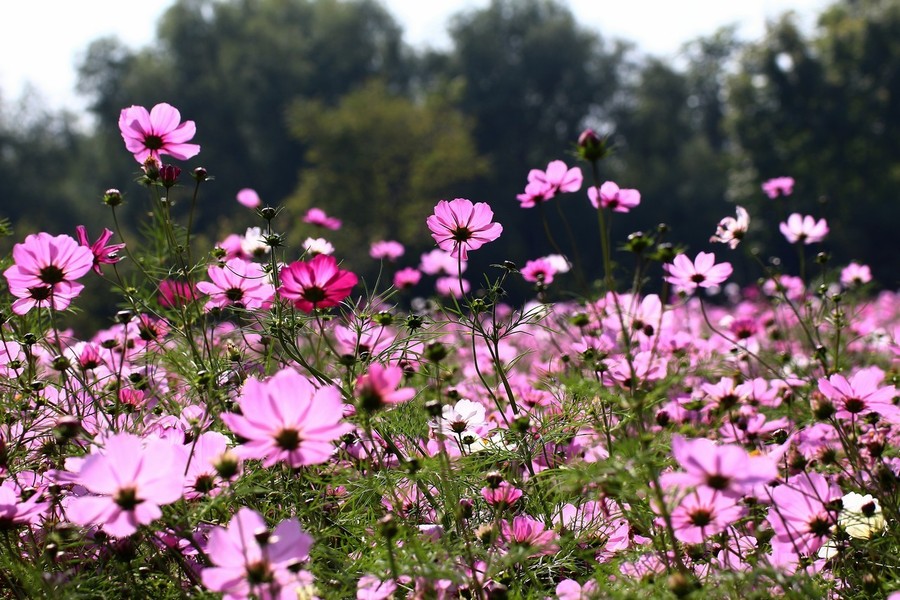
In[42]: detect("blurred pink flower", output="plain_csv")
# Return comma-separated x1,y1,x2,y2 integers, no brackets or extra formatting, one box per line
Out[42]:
500,515,559,556
369,240,405,261
762,176,794,198
779,213,829,244
278,254,358,313
118,103,200,163
303,207,342,230
840,262,872,287
427,198,503,261
521,258,556,285
236,188,262,209
221,368,352,468
355,363,416,411
766,472,841,558
517,160,583,208
392,267,421,289
710,206,750,249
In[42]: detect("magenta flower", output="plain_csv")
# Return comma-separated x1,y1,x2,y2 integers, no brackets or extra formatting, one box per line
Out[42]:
355,363,416,412
66,433,184,537
669,487,745,543
196,258,275,311
118,102,200,164
587,181,641,213
3,232,94,315
369,240,405,261
709,206,750,249
202,507,314,600
663,251,733,294
500,515,559,556
521,258,557,285
302,207,342,230
278,254,358,313
236,188,262,209
482,481,523,507
158,279,198,308
779,213,829,244
221,368,353,468
392,267,421,289
426,198,503,261
75,225,126,275
762,176,794,198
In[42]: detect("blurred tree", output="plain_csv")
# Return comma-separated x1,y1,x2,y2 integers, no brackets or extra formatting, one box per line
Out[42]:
285,79,488,274
727,0,900,282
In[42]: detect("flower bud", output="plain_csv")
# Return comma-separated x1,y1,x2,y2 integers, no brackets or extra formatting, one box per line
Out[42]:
142,156,160,181
103,188,124,207
160,164,181,188
576,128,611,162
191,167,209,181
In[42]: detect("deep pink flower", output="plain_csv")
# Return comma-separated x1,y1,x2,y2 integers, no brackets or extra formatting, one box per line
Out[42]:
392,267,421,289
118,103,200,164
158,279,198,308
66,433,184,537
355,363,416,411
521,258,556,285
710,206,750,249
4,232,94,315
779,213,829,244
221,368,353,468
482,482,523,507
663,251,733,294
196,258,275,311
669,487,745,543
302,207,342,230
202,507,314,600
369,240,404,261
426,198,503,261
762,176,794,198
500,515,559,556
278,254,358,313
236,188,262,209
587,181,641,212
75,226,126,275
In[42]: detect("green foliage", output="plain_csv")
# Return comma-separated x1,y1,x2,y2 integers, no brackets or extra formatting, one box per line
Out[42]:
285,79,488,270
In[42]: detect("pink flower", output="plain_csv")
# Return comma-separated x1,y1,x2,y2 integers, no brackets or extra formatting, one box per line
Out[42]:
355,363,416,411
766,472,841,557
482,482,523,507
521,258,556,285
66,433,184,537
435,276,470,298
669,487,745,543
663,252,733,294
302,207,342,230
556,579,599,600
419,249,466,276
221,368,353,468
181,431,241,500
710,206,750,249
158,279,197,308
357,575,397,600
817,368,898,423
278,254,358,313
762,176,794,198
236,188,262,209
75,226,126,275
779,213,829,244
196,258,275,311
369,240,405,261
662,435,777,498
202,507,314,600
3,232,94,315
500,515,559,556
118,103,200,164
587,181,641,212
840,262,872,287
427,198,503,261
392,267,421,289
517,160,583,208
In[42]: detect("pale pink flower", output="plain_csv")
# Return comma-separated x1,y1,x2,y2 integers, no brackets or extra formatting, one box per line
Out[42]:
66,433,184,537
766,472,841,558
357,575,397,600
840,262,872,287
302,207,342,230
202,507,314,600
710,206,750,249
369,240,405,261
662,435,777,498
427,198,503,261
196,258,275,311
278,254,358,313
3,232,95,315
762,176,794,198
236,188,262,209
517,160,583,207
302,237,335,256
817,368,898,423
221,368,353,468
779,213,829,244
118,102,200,163
556,579,599,600
419,249,466,276
180,431,241,499
669,487,746,543
435,276,470,298
587,181,641,212
663,251,733,294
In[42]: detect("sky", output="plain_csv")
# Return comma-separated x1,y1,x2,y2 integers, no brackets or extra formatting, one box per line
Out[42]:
2,0,831,116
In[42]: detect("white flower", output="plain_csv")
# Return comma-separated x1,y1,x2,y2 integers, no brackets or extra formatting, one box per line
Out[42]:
303,237,334,256
542,254,571,273
839,492,885,539
239,227,269,257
